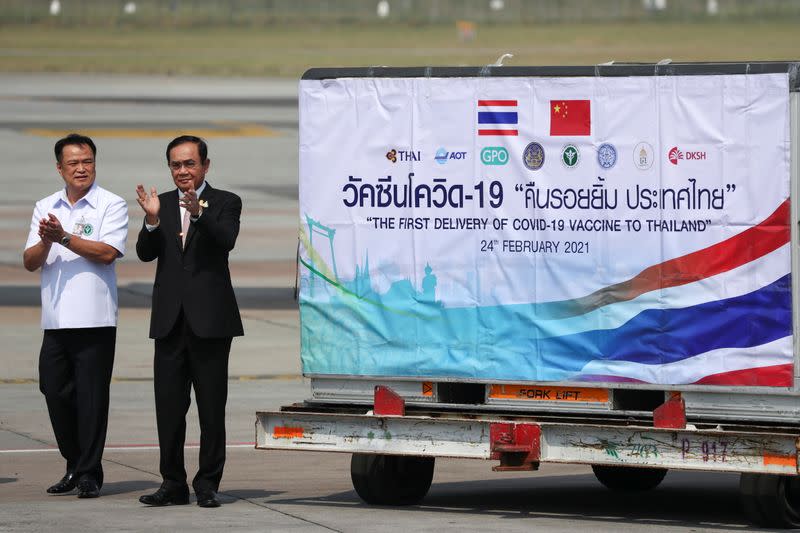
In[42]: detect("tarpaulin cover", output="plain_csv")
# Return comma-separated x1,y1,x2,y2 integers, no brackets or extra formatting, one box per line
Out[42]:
298,73,792,387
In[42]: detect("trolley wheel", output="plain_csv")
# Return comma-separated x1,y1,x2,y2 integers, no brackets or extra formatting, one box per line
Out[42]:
591,465,667,491
350,453,435,505
739,473,800,528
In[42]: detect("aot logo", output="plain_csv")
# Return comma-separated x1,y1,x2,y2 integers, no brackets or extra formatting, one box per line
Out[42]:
481,147,508,165
387,148,421,163
668,146,706,165
434,147,467,165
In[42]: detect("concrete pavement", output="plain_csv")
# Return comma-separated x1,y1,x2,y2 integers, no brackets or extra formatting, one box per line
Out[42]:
0,73,760,532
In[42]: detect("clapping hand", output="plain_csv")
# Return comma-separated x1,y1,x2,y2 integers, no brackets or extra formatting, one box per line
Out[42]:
39,214,64,244
179,187,201,217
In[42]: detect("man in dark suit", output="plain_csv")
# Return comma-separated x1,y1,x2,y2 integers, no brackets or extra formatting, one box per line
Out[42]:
135,135,243,508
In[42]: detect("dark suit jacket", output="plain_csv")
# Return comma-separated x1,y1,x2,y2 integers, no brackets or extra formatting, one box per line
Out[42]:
136,183,244,339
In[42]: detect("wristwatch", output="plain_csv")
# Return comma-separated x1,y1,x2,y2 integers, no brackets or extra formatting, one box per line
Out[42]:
60,233,71,247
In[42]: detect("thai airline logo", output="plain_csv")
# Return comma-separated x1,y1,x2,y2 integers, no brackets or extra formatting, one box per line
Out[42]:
386,148,421,163
477,99,518,136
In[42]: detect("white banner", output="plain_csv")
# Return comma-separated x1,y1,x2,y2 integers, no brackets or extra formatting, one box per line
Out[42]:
298,73,792,386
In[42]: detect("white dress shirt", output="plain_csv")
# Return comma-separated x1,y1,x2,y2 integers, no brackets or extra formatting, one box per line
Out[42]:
25,183,129,329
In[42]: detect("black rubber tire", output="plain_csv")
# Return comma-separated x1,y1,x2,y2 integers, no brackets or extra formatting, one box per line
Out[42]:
739,473,800,528
591,465,668,491
350,454,435,505
739,473,771,527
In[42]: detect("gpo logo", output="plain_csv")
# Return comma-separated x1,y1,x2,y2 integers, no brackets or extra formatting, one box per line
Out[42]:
481,146,508,165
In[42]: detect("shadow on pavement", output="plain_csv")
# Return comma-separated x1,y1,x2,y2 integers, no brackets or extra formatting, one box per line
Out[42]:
223,489,285,500
102,479,161,496
262,473,749,530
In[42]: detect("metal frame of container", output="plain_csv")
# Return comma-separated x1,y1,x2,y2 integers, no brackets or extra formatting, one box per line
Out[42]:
293,61,800,418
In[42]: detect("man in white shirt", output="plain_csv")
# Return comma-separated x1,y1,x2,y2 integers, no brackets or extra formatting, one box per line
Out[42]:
23,133,128,499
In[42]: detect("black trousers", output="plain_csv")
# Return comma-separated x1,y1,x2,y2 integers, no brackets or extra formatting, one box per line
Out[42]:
39,327,116,487
154,311,231,493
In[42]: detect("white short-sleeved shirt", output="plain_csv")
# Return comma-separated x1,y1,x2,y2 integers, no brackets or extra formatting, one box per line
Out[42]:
25,183,129,330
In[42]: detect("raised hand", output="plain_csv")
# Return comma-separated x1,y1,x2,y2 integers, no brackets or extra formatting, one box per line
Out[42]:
179,186,201,217
136,184,160,224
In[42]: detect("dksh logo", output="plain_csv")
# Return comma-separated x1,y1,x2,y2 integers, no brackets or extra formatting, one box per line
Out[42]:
386,148,421,163
668,146,707,165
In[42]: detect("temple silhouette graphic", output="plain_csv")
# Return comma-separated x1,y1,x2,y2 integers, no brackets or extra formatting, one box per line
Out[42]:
305,215,441,310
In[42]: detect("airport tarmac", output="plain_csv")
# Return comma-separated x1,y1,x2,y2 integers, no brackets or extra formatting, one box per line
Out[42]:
0,73,762,532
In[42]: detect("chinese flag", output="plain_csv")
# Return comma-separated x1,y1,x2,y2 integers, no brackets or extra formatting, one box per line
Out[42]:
550,100,591,136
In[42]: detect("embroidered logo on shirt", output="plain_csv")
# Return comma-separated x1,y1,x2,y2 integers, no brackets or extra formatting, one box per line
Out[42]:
72,217,86,236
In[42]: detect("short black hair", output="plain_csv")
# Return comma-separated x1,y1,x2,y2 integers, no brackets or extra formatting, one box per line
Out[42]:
166,135,208,163
54,133,97,162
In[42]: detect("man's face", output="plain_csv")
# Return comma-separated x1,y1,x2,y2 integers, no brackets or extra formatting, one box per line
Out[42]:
168,142,209,192
57,144,96,198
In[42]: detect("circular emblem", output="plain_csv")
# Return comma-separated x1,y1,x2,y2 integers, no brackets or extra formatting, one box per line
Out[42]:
522,142,545,171
633,142,655,170
597,143,617,169
561,144,580,169
82,223,93,236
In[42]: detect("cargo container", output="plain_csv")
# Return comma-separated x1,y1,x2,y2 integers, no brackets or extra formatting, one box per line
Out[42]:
257,62,800,528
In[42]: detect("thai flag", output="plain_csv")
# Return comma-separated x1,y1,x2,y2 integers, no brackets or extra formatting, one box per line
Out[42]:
564,199,793,387
478,100,518,136
461,199,793,386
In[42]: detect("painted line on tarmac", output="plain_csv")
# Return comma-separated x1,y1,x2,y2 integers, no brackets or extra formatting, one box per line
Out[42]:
23,121,280,139
27,95,298,108
0,442,257,454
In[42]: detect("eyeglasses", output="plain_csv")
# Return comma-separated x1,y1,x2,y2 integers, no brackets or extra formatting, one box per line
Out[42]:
168,159,198,171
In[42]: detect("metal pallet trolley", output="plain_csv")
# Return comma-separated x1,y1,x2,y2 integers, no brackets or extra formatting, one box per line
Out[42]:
258,62,800,528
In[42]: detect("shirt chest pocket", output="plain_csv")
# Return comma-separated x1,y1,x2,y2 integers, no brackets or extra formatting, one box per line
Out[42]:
70,216,100,241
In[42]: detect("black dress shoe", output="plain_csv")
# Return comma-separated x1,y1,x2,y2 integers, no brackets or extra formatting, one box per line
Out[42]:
196,490,221,508
47,472,77,494
77,478,100,499
139,487,190,506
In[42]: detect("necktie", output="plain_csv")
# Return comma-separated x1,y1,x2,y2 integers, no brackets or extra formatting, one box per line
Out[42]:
181,208,190,248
